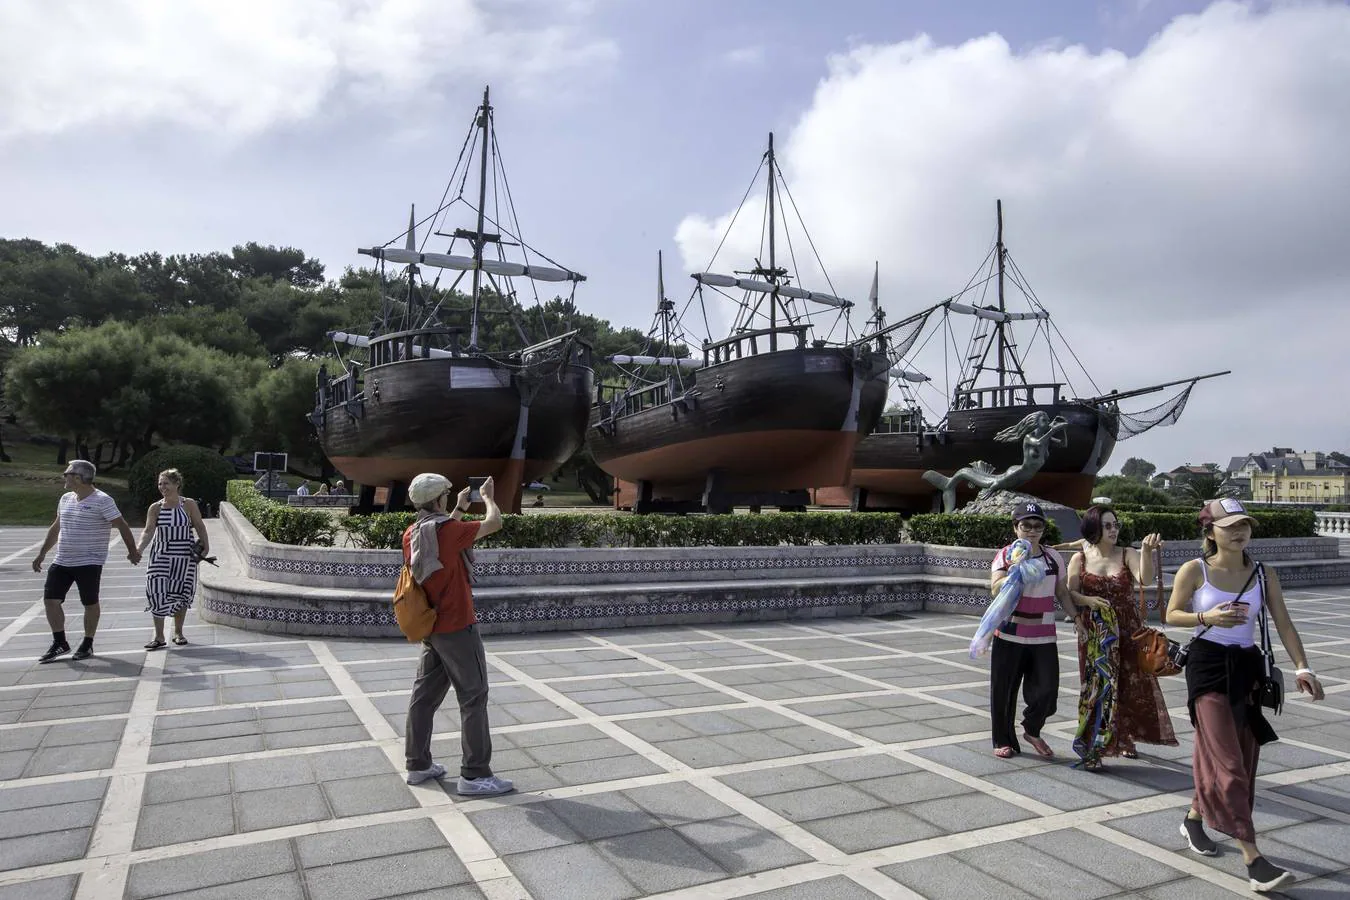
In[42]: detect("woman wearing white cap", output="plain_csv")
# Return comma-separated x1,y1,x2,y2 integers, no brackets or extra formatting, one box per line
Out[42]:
1165,498,1324,893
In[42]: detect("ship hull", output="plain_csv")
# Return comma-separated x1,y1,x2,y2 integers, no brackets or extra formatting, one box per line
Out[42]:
821,401,1118,512
588,347,888,501
316,356,593,512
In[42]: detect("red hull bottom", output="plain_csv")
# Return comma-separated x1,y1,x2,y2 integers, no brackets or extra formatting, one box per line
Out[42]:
814,469,1100,513
329,456,556,514
607,429,863,506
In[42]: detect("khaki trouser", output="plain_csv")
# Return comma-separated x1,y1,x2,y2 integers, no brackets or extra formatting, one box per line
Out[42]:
405,625,493,779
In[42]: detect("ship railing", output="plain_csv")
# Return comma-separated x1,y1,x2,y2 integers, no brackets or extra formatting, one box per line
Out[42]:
595,378,676,417
953,382,1065,410
873,411,925,434
702,325,810,365
368,327,468,366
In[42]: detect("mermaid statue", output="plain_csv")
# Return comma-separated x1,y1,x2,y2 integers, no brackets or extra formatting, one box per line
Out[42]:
922,411,1070,513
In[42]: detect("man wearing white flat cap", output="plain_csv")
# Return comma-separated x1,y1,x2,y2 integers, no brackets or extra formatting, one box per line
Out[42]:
401,473,513,796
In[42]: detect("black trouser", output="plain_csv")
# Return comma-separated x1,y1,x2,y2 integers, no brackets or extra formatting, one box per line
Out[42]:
990,637,1059,751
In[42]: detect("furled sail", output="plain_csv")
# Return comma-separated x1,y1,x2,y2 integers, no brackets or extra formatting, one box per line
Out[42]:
358,246,584,283
608,354,703,370
946,301,1049,323
330,331,452,359
888,367,931,383
692,272,851,309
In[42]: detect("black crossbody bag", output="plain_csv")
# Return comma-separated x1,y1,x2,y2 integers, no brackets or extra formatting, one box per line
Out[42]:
1255,564,1285,714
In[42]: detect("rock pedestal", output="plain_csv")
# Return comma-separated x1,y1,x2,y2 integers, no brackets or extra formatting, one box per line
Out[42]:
956,489,1082,542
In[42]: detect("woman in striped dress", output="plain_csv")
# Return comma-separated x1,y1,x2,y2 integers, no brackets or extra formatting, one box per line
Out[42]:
136,468,209,649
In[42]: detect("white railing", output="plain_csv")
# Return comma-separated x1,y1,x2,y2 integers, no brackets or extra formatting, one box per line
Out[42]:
1314,511,1350,537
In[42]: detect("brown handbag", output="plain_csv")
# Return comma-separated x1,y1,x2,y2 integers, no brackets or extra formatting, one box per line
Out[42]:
1130,547,1185,677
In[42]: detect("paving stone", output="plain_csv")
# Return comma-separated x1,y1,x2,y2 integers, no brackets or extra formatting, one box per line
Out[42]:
853,770,971,805
1021,828,1195,890
143,764,233,805
1138,877,1255,900
322,774,418,818
230,755,315,792
758,782,890,823
524,738,633,766
545,755,665,786
264,725,369,750
595,827,727,893
709,730,803,762
957,840,1120,899
0,796,102,843
309,748,396,782
41,718,127,746
0,828,92,872
126,839,297,898
803,806,944,852
468,803,581,855
506,842,639,900
302,848,473,900
982,769,1112,811
0,750,30,780
673,814,813,875
717,764,837,798
809,753,917,782
24,741,119,777
544,793,663,840
0,874,79,900
134,794,236,849
147,872,308,899
0,776,106,814
149,734,265,763
621,782,737,826
881,854,1039,899
235,783,330,832
296,819,446,868
739,875,884,899
906,792,1036,833
656,737,749,768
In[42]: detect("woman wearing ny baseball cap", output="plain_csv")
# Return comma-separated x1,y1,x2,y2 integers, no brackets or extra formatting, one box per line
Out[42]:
1165,498,1324,893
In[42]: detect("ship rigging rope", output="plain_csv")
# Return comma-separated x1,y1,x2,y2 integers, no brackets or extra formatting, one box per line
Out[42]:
683,155,768,343
1004,253,1101,397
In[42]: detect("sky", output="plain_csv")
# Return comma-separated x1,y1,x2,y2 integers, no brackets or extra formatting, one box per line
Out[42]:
2,0,1347,474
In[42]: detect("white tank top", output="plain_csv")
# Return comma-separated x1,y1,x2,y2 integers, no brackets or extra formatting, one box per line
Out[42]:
1191,561,1262,648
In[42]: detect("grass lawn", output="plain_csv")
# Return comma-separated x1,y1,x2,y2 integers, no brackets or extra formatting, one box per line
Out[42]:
0,441,139,526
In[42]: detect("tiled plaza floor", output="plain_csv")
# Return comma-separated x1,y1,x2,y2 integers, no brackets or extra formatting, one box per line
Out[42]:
1,525,1349,899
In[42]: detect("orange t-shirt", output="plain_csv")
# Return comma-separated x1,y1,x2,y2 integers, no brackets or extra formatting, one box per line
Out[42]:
402,520,481,633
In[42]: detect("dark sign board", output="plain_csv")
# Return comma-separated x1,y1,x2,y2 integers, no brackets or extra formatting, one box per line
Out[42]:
253,452,289,473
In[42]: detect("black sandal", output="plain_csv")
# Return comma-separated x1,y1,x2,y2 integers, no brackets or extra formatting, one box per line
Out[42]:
144,639,167,650
171,634,188,646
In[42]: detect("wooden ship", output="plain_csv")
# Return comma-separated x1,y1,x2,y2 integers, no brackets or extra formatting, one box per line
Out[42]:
822,201,1227,513
310,87,593,514
587,135,895,513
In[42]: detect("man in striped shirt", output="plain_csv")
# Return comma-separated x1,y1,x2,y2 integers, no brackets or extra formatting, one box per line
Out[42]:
31,460,142,662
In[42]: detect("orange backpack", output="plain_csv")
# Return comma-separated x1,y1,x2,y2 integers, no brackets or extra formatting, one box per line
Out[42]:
393,564,437,643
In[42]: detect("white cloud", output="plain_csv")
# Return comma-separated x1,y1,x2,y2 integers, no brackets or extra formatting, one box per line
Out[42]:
675,1,1350,468
0,0,617,140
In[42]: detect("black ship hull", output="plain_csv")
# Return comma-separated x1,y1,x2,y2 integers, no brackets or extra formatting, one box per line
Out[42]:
818,400,1118,512
588,347,889,502
316,356,593,513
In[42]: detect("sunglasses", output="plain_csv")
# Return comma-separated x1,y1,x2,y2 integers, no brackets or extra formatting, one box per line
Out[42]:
1103,522,1121,529
1016,520,1046,531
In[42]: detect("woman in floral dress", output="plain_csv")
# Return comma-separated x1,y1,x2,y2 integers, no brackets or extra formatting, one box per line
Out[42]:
1067,505,1177,769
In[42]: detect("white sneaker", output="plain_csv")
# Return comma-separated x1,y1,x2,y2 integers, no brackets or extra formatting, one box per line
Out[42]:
456,775,515,796
406,763,446,785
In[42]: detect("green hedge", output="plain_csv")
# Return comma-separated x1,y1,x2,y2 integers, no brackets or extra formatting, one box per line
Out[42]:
1112,509,1317,544
226,481,336,547
908,514,1061,549
346,511,910,550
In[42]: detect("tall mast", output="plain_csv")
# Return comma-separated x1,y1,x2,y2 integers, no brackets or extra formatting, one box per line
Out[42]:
469,85,491,350
767,132,777,350
995,198,1007,390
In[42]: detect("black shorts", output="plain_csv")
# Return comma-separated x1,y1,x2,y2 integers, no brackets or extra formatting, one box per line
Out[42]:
44,565,103,607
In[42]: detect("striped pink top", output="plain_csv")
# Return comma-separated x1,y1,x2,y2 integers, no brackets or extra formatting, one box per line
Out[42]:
990,545,1065,645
